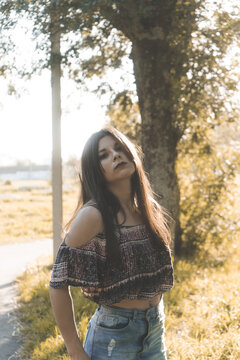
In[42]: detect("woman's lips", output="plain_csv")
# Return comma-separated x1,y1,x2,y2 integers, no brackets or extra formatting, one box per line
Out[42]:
114,162,127,170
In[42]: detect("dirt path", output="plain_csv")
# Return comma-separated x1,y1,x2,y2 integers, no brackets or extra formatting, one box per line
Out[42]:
0,239,52,360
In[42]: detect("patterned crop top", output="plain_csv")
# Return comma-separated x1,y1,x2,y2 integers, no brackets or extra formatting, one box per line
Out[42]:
50,224,174,305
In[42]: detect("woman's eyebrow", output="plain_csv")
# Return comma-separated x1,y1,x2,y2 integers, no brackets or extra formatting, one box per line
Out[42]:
99,141,119,153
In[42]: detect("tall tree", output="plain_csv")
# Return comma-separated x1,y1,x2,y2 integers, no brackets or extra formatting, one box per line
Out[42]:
1,0,239,254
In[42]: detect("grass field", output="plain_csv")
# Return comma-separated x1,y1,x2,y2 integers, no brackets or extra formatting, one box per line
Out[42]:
0,179,79,245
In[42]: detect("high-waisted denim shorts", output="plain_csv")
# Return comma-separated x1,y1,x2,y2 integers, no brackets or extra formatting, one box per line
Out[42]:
83,297,167,359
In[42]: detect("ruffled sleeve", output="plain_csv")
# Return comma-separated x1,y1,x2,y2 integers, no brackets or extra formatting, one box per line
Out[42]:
49,240,70,288
49,236,106,291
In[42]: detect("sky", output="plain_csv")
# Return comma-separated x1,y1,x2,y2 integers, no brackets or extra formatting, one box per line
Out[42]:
0,72,107,166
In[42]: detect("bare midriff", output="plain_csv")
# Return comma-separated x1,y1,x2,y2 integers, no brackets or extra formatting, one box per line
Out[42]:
111,293,162,310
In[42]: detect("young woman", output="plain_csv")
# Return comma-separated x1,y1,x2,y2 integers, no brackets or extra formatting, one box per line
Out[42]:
49,127,174,360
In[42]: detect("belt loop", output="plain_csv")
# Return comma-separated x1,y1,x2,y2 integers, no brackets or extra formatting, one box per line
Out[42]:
97,304,101,311
146,307,151,319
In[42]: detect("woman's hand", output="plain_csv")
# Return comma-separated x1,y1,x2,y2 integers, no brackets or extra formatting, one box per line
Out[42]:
68,341,90,360
70,353,90,360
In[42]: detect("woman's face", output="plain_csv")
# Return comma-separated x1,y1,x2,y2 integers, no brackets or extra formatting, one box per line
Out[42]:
98,135,135,184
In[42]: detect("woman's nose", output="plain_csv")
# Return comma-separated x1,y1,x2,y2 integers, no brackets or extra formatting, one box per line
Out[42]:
113,150,120,160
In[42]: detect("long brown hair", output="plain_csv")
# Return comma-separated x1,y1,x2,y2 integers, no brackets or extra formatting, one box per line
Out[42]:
64,127,172,267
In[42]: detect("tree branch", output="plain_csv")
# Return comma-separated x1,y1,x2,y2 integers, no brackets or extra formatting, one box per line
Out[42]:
99,4,132,38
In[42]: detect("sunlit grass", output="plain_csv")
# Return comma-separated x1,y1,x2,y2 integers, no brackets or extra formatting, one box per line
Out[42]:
164,250,240,360
0,179,79,245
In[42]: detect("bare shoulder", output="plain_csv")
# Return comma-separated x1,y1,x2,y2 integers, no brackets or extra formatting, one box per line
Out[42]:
65,204,104,248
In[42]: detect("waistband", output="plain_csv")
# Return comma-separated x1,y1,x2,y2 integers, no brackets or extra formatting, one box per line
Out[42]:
96,297,165,321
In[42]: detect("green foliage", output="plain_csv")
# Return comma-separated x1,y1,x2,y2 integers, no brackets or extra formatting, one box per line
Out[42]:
0,4,19,91
107,90,141,144
177,121,240,256
0,0,130,82
166,0,240,138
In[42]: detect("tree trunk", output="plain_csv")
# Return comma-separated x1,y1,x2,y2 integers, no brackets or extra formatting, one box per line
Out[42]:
98,1,184,254
50,3,62,259
131,39,182,254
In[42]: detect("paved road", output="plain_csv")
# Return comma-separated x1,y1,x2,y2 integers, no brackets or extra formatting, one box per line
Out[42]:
0,239,52,360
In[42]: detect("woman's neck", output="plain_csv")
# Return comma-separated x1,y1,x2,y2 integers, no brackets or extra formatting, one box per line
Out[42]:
107,179,132,211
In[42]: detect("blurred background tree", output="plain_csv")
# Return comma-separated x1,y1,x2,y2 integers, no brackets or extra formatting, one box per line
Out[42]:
1,0,239,256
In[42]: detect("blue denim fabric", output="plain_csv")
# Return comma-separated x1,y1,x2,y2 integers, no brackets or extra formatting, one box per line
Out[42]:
83,298,167,359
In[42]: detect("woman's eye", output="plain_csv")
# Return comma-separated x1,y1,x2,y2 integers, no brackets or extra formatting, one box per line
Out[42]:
99,153,108,160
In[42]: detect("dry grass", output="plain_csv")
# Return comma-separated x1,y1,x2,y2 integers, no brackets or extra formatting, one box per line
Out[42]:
0,179,79,245
164,249,240,359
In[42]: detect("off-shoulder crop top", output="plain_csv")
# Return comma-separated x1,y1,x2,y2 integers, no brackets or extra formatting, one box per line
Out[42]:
50,224,174,305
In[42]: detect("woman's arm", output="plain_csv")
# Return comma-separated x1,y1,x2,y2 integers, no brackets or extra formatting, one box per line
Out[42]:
50,205,103,359
49,286,90,360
